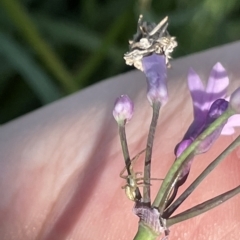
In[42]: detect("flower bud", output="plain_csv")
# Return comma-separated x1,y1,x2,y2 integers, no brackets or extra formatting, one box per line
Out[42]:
206,99,229,123
230,87,240,113
113,95,134,124
193,99,229,154
174,139,193,158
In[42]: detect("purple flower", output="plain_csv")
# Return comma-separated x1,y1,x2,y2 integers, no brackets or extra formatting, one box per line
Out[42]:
113,95,134,124
142,54,168,105
175,63,240,185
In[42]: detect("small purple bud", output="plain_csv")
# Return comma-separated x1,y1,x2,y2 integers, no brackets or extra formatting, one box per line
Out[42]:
230,87,240,113
196,99,228,154
196,125,224,154
142,54,168,105
206,99,229,124
113,95,134,124
174,139,194,184
174,139,193,157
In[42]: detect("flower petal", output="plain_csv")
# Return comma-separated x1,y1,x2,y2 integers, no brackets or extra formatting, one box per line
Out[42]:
221,114,240,135
142,54,168,105
205,62,229,110
187,68,206,120
205,99,229,125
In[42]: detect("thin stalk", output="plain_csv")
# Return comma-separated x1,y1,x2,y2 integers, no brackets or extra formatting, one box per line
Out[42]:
143,101,161,204
152,108,234,212
118,123,141,200
167,185,240,227
164,154,194,209
164,135,240,218
1,0,78,93
119,124,131,175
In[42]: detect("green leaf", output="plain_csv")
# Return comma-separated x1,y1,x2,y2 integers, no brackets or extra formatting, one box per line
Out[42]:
0,33,62,104
1,0,78,93
34,15,124,59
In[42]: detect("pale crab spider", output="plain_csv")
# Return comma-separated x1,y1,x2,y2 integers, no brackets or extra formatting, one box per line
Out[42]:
120,150,163,201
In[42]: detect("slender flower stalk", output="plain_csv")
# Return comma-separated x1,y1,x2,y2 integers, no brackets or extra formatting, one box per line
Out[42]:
118,123,142,201
113,95,134,172
113,95,142,200
143,101,161,203
163,135,240,218
153,107,235,213
167,185,240,227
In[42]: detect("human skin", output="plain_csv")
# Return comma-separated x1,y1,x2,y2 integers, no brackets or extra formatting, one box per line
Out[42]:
0,42,240,240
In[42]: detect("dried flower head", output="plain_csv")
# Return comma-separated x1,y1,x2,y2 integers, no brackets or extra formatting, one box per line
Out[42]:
124,15,177,71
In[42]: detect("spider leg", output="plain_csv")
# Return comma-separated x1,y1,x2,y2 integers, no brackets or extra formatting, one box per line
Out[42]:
120,174,128,180
149,177,164,181
119,149,146,178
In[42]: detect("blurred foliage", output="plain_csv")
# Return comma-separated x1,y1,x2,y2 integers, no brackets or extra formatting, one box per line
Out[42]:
0,0,240,123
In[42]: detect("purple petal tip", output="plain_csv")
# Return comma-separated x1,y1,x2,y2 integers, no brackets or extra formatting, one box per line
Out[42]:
212,62,225,71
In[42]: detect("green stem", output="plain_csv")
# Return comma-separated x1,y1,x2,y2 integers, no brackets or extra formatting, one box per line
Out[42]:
164,134,240,218
1,0,78,93
119,124,131,175
167,185,240,227
143,101,161,204
133,222,159,240
118,124,141,200
152,108,234,212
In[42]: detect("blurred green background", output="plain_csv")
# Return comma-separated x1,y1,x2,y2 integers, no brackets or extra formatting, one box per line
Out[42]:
0,0,240,123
